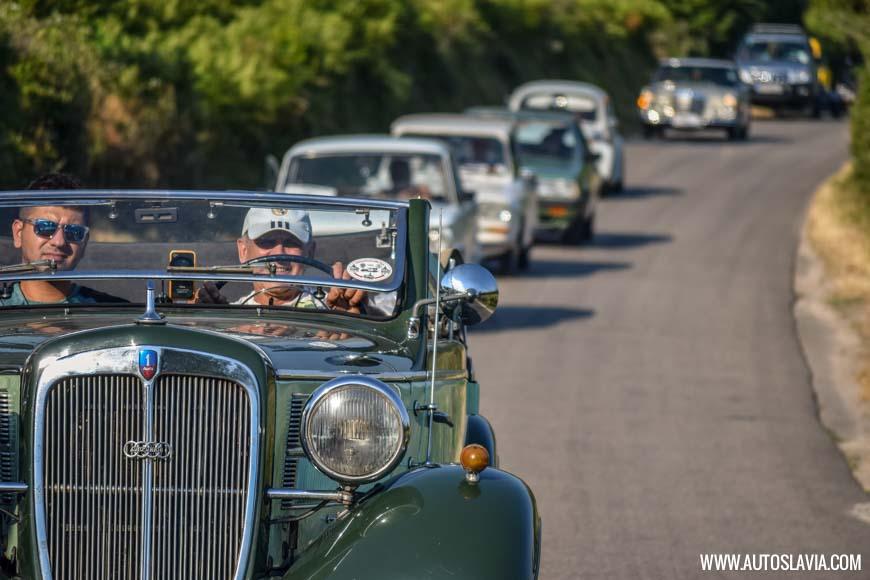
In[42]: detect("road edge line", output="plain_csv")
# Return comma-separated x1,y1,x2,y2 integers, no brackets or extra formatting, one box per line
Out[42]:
793,162,870,494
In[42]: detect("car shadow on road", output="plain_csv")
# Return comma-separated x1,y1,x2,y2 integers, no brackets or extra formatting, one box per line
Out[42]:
641,132,791,145
607,185,682,200
524,259,631,278
590,232,673,249
470,305,595,333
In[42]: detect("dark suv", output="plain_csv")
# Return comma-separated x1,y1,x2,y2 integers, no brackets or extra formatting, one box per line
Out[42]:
735,24,820,116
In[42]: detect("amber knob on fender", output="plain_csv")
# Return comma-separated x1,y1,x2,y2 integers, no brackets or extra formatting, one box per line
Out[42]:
460,444,489,483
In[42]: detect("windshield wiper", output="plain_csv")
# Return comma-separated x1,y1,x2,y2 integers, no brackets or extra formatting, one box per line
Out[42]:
0,259,57,274
166,264,259,275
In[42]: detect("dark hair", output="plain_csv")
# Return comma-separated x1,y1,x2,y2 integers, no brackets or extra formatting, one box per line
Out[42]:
26,172,83,190
21,172,89,223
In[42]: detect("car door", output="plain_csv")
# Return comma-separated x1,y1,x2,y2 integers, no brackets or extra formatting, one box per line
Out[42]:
445,153,480,263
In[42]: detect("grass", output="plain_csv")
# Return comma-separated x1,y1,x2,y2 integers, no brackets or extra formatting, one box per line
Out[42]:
806,163,870,401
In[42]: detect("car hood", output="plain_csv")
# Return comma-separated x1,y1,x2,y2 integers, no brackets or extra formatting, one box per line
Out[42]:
527,166,579,181
0,312,414,373
650,81,733,96
459,173,522,206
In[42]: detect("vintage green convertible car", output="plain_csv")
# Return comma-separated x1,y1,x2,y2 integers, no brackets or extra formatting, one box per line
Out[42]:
0,190,540,579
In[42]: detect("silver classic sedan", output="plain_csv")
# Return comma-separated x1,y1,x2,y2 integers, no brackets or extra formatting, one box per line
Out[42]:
391,113,538,273
637,58,751,141
276,135,481,266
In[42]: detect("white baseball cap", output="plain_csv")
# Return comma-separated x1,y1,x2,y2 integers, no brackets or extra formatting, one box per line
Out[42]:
242,208,312,244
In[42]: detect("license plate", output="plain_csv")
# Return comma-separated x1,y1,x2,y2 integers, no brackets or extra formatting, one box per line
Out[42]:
755,83,784,95
672,113,702,128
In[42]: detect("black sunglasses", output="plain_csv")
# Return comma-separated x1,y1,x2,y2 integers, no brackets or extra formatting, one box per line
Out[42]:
22,218,89,244
252,236,303,250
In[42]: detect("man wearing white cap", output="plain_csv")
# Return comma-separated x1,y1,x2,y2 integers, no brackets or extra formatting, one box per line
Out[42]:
195,207,365,312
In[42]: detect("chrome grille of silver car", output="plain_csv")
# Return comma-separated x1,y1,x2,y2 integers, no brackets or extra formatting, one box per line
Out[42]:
43,373,251,580
674,95,706,114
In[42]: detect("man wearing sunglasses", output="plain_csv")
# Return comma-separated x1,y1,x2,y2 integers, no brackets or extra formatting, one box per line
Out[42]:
1,173,122,306
194,207,369,313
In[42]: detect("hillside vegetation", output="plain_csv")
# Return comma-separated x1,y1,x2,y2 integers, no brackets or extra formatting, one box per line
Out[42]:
0,0,808,189
807,0,870,195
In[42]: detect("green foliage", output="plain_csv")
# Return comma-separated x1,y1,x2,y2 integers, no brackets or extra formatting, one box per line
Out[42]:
651,0,806,57
807,0,870,193
0,0,833,189
852,69,870,192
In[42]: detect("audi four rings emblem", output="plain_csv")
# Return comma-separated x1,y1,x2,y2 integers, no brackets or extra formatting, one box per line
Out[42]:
123,440,172,460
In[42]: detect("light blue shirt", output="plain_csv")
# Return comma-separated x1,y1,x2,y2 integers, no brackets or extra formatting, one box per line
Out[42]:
0,283,98,306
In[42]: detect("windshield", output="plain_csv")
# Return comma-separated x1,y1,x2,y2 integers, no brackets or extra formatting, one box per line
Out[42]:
0,194,404,317
401,133,511,177
514,121,581,171
287,153,452,203
654,65,739,85
520,93,599,121
739,40,810,64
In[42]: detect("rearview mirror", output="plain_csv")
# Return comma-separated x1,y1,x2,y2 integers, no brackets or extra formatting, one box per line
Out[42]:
440,264,498,325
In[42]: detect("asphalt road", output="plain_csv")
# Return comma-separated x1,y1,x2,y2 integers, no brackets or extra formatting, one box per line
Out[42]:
469,119,870,579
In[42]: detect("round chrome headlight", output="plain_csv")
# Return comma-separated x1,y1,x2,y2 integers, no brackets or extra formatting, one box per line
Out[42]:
301,376,410,485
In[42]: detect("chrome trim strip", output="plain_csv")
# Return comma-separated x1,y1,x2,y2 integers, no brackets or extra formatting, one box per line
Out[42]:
33,346,261,580
265,489,348,502
0,482,27,492
275,369,467,382
0,190,410,210
0,269,402,294
140,373,155,580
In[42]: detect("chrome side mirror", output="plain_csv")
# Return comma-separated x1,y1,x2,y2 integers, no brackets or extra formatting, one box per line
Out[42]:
440,264,498,325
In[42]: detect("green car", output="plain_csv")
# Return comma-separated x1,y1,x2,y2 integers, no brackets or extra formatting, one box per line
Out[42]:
0,190,540,579
466,108,602,245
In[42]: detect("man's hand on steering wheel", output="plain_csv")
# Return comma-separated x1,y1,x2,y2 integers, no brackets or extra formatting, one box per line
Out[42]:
326,262,366,314
194,281,228,304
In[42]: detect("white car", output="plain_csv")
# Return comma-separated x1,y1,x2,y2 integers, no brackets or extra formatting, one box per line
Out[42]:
391,113,537,273
509,80,624,193
275,135,480,265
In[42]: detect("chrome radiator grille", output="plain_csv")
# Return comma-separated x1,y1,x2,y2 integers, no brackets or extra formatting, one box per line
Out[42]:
42,373,252,580
151,375,251,579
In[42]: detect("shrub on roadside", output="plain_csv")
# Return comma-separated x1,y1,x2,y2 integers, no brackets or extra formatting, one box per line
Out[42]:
852,68,870,194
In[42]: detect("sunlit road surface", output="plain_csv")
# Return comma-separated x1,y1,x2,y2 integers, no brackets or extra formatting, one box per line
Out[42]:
469,120,870,579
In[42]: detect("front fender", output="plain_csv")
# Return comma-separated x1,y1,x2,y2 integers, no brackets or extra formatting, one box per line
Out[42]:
284,465,541,580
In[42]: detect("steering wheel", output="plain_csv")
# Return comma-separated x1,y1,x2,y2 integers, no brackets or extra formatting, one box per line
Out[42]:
243,254,333,276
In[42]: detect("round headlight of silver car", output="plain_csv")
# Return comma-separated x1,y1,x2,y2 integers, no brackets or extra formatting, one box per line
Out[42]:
301,376,410,485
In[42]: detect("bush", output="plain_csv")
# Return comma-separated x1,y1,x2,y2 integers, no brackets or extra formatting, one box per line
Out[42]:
0,1,813,189
852,68,870,193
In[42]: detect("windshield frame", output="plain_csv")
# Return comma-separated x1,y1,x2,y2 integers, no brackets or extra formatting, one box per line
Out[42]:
0,190,409,295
